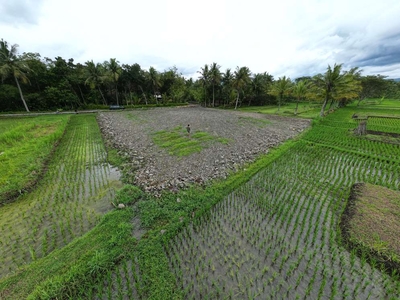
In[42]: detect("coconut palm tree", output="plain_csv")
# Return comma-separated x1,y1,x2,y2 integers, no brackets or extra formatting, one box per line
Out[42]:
105,58,122,105
147,66,161,103
0,39,31,112
221,68,234,106
85,60,107,105
269,76,292,111
233,66,251,109
209,62,221,107
313,63,361,117
292,79,310,115
197,64,209,106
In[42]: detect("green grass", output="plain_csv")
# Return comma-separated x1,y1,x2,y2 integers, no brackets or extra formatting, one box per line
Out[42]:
152,126,230,156
0,115,70,204
238,102,321,118
355,98,400,109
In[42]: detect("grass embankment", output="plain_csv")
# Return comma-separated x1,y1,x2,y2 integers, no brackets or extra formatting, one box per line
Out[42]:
356,98,400,110
343,183,400,273
0,115,69,204
238,102,321,118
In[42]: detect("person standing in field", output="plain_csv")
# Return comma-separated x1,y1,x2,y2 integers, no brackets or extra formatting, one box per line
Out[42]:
186,124,191,137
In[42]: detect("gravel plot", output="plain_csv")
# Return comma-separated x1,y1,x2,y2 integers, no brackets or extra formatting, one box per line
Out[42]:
97,105,310,194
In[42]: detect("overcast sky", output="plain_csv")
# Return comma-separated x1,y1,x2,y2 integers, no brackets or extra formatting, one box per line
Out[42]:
1,0,400,79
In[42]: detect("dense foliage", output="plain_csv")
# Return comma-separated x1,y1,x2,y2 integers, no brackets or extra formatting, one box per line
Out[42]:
1,39,399,112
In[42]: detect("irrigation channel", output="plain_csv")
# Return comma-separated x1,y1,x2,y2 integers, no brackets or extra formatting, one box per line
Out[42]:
91,108,400,299
0,115,122,278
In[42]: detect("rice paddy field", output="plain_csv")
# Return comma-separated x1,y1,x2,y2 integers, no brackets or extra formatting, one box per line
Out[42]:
1,100,400,299
0,115,69,204
164,141,399,299
87,104,400,300
0,114,122,279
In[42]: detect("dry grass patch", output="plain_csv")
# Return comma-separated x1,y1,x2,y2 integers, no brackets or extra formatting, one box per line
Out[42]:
346,183,400,262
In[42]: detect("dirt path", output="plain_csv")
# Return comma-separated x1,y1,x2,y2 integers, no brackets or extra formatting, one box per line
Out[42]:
97,106,310,193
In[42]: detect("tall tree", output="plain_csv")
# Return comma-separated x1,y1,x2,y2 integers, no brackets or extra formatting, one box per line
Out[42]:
197,64,209,106
120,63,147,104
313,64,361,116
105,58,122,105
250,72,273,106
161,67,186,103
209,62,221,107
147,66,161,103
221,68,234,106
45,56,81,109
67,59,87,107
0,39,31,112
292,79,310,115
359,75,389,103
233,66,251,109
21,52,47,93
269,76,292,111
159,66,180,97
85,60,107,105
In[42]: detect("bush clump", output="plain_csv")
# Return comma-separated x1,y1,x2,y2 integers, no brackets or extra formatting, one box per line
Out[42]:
114,185,144,206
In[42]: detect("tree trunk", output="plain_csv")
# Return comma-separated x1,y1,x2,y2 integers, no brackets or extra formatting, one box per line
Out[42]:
77,85,87,106
204,86,206,107
328,98,335,110
356,97,364,106
98,87,107,105
278,93,282,112
295,97,299,115
14,76,30,112
115,83,119,106
234,89,239,110
212,84,215,107
320,97,329,117
139,85,148,105
70,86,82,109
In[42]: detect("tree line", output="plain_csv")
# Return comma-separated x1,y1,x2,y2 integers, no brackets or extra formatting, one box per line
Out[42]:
1,39,399,116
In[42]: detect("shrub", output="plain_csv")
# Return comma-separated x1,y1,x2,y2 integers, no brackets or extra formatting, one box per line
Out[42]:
114,185,144,205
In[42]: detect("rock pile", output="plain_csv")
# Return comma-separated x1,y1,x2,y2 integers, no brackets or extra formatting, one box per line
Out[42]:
97,106,310,194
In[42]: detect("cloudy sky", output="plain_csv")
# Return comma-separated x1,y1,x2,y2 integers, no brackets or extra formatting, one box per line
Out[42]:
1,0,400,79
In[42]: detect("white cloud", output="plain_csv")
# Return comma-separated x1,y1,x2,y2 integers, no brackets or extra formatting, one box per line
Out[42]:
0,0,399,79
0,0,44,25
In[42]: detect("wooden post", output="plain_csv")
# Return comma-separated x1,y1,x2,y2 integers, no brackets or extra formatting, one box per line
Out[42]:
354,120,367,136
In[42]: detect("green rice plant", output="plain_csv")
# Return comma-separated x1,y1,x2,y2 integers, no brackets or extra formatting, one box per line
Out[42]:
161,130,400,298
0,115,123,279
